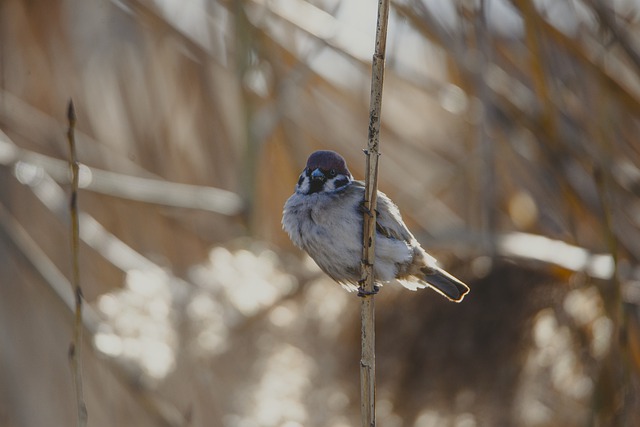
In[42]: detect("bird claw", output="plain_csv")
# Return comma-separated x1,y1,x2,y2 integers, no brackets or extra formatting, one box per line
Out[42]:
357,283,380,297
358,201,378,218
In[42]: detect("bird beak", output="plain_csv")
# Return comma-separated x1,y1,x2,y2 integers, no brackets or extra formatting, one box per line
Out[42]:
311,168,326,181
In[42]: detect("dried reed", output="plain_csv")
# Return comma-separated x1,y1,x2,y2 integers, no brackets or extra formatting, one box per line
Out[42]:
360,0,390,426
66,99,87,427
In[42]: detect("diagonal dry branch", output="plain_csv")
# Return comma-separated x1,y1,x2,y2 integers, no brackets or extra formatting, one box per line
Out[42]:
0,132,244,215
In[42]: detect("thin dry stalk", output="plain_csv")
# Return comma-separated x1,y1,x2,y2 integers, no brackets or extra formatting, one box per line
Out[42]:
67,99,88,427
360,0,390,426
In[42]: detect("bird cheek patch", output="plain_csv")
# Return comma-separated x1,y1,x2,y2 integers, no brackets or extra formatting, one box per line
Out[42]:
333,177,349,189
296,176,311,194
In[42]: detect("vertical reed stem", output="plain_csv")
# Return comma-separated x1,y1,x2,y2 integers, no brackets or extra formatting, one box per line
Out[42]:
360,1,390,426
67,99,87,427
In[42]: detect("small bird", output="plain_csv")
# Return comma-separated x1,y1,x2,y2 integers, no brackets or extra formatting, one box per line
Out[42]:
282,150,469,302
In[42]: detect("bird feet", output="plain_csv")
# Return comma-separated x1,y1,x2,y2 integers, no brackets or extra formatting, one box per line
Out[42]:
357,282,380,297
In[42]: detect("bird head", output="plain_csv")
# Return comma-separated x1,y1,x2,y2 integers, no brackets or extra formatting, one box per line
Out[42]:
295,150,352,195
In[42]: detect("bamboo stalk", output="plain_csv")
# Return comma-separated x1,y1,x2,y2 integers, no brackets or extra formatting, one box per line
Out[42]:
67,99,88,427
360,0,390,426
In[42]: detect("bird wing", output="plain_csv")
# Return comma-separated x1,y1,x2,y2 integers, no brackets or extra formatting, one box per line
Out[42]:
375,198,414,243
351,181,415,244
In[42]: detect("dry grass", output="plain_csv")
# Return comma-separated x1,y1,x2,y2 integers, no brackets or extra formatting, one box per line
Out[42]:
1,0,640,426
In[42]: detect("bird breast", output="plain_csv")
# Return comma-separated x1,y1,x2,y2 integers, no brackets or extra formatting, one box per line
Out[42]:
283,186,415,284
283,191,363,273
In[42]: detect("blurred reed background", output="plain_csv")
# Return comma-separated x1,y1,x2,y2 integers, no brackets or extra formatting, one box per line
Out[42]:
1,0,640,426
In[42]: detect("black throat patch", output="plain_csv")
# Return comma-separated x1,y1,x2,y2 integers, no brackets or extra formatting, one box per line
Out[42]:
308,180,325,194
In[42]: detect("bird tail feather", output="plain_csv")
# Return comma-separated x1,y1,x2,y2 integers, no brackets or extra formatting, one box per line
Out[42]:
421,267,469,302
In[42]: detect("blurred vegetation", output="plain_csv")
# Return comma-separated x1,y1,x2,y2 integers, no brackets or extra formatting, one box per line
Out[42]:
1,0,640,426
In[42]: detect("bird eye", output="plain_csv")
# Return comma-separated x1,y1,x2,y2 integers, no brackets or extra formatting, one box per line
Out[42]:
328,169,337,178
305,168,311,176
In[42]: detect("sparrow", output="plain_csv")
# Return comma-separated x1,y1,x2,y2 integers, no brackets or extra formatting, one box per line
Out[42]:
282,150,469,302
